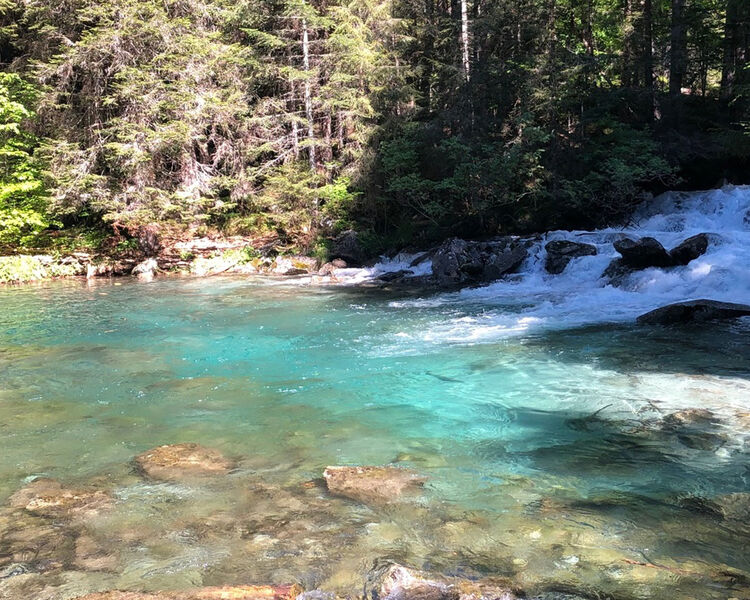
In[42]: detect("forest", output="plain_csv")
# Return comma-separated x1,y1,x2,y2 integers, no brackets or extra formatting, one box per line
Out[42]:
1,0,749,256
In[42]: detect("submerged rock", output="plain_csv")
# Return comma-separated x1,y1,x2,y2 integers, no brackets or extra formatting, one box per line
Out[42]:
373,564,518,600
613,236,673,269
544,241,597,275
75,585,301,600
431,238,528,285
8,478,112,519
669,233,709,265
323,466,426,504
74,533,118,571
636,299,750,324
134,443,234,480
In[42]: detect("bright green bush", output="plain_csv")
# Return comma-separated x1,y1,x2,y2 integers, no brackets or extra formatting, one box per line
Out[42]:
0,73,49,247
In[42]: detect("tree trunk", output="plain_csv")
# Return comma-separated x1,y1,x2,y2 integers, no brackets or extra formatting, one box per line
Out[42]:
302,17,316,171
461,0,470,81
669,0,686,97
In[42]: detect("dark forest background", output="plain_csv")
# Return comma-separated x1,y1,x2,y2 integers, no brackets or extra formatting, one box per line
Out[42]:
1,0,749,254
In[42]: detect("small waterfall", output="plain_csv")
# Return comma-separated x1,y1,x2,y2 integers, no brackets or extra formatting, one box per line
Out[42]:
370,185,750,340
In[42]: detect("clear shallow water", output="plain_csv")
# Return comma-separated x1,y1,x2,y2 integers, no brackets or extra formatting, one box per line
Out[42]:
1,187,750,600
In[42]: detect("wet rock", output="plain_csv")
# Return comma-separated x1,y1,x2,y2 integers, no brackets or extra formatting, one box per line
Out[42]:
331,230,365,266
323,466,426,504
273,256,320,275
76,584,302,600
0,562,33,580
86,260,135,278
613,236,673,269
0,509,76,567
8,478,112,519
375,270,414,283
662,408,717,428
431,238,528,285
669,233,709,265
74,534,118,571
544,241,597,275
636,299,750,324
601,258,631,286
132,258,159,281
134,443,234,480
714,492,750,522
318,259,347,276
373,565,519,600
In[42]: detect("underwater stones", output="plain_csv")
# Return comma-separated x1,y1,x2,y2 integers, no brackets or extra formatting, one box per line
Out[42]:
544,241,597,275
76,585,302,600
8,478,112,519
431,238,528,285
134,443,234,480
669,233,709,265
714,493,750,522
74,534,118,572
636,299,750,324
374,565,519,600
323,466,426,505
613,236,673,269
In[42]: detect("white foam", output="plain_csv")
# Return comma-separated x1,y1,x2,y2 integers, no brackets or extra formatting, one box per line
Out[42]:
383,185,750,343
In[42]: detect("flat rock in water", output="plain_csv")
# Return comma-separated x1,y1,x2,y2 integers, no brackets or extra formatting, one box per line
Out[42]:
636,299,750,324
134,443,234,480
323,466,426,504
431,238,528,285
8,478,112,518
75,586,300,600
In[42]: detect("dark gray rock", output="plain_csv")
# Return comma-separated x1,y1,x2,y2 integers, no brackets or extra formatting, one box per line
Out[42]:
330,230,365,266
431,238,528,284
376,269,414,283
137,224,162,256
637,299,750,325
544,240,597,275
614,236,673,268
601,258,631,286
669,233,709,265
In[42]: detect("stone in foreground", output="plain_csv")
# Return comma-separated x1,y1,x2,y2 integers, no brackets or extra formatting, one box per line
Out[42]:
74,585,300,600
323,466,426,504
8,478,112,518
134,443,234,480
636,299,750,325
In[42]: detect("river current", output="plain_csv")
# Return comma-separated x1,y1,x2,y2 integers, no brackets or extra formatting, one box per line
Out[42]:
0,186,749,599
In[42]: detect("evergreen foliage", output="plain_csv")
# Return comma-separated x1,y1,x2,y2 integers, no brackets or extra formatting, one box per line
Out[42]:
1,0,749,252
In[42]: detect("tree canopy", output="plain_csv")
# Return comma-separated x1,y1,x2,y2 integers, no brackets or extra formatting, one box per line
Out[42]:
1,0,748,252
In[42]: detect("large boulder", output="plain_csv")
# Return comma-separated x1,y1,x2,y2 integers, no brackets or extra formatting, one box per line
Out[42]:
134,443,234,480
323,466,426,505
613,236,673,269
330,230,365,266
132,258,159,281
431,238,528,285
544,240,597,275
637,299,750,325
669,233,710,265
136,224,163,256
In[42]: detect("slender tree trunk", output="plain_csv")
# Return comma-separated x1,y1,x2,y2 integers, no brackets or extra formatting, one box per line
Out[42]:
302,17,316,171
721,0,740,100
669,0,686,97
461,0,470,81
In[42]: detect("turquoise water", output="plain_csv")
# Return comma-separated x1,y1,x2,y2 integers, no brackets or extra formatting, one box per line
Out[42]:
1,276,750,599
